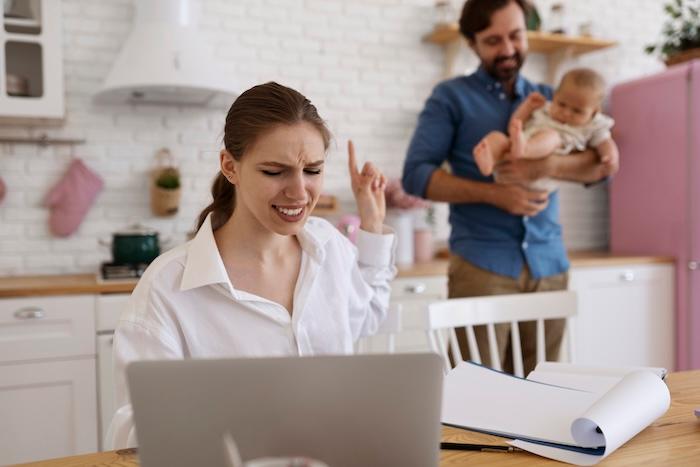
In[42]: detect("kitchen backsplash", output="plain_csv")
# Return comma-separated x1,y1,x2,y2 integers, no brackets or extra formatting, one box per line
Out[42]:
0,0,666,275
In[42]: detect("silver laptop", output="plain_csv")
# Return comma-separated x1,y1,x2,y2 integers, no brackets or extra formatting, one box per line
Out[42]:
127,353,443,467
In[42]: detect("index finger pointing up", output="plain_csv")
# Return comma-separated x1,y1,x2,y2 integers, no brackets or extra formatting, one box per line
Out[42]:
348,140,359,177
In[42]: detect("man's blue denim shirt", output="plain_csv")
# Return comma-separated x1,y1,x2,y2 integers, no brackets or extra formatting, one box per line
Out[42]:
402,68,569,279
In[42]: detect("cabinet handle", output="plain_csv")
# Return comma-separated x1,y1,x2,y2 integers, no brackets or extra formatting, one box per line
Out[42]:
14,307,46,320
620,271,635,282
404,283,427,294
689,261,699,271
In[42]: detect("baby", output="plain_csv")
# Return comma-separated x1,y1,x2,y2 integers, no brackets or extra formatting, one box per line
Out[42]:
474,68,618,191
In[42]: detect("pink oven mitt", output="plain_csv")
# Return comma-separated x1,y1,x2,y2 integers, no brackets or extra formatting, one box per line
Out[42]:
44,158,104,237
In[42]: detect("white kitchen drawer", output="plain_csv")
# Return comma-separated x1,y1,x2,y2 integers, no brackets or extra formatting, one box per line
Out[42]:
569,264,671,289
0,295,96,363
391,276,447,301
96,293,130,332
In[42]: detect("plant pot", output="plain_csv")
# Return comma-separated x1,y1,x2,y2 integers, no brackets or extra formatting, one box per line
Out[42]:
150,167,181,217
665,48,700,66
151,183,182,216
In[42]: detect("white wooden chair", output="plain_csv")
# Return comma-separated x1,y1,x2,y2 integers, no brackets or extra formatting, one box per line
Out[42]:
423,290,577,377
355,304,403,354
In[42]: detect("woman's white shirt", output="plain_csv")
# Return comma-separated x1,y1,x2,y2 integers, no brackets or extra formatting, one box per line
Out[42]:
107,213,396,449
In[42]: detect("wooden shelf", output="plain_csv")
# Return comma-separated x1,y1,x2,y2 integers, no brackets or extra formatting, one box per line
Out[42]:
422,24,617,82
4,16,41,34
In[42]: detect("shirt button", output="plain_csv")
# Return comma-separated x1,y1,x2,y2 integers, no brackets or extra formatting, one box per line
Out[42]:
522,241,529,250
523,216,529,222
495,82,501,88
499,93,506,100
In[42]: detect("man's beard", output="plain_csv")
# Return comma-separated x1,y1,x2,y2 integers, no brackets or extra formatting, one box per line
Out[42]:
484,52,524,82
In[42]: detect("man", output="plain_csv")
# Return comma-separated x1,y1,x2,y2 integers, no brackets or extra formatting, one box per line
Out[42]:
402,0,617,374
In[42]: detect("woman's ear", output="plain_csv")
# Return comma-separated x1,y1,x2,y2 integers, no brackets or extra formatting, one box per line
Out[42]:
220,150,238,184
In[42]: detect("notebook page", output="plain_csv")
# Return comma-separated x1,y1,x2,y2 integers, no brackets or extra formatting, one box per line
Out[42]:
441,362,599,447
511,370,670,465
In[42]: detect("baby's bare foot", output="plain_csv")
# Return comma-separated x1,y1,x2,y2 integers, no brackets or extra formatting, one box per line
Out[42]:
509,119,525,159
474,140,495,175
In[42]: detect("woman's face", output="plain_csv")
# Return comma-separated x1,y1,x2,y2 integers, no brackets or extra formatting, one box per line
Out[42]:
222,122,326,237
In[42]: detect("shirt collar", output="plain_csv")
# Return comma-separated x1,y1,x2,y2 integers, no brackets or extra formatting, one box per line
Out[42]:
474,66,526,99
179,213,334,292
180,213,232,292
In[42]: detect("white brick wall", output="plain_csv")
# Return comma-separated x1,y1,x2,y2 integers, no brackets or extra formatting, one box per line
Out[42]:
0,0,669,275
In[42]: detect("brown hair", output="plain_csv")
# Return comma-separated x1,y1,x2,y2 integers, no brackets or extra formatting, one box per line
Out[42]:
196,82,331,231
459,0,529,41
558,68,606,101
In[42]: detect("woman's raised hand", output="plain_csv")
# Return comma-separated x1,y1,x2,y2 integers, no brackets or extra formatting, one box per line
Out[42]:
347,140,386,234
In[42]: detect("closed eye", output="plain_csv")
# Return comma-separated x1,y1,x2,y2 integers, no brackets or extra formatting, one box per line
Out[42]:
261,170,282,176
304,169,323,175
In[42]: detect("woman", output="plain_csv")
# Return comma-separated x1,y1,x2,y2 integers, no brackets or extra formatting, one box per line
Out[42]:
107,82,396,448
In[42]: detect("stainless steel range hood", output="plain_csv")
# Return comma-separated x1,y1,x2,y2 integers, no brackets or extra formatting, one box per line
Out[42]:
94,0,237,106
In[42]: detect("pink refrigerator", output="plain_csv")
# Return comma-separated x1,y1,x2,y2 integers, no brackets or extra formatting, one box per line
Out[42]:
610,59,700,370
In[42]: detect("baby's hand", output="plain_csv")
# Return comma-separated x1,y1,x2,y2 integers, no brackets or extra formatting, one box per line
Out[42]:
526,92,547,109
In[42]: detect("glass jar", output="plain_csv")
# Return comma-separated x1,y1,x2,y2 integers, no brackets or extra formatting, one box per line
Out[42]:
433,0,457,27
549,3,566,34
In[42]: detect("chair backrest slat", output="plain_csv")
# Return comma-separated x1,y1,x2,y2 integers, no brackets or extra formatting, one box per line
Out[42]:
448,328,463,363
465,325,481,365
486,323,501,370
510,321,524,378
536,318,546,364
424,291,577,374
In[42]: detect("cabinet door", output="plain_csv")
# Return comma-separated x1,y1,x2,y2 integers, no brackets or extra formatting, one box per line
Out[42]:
570,264,674,369
391,276,448,352
0,358,98,465
0,0,64,120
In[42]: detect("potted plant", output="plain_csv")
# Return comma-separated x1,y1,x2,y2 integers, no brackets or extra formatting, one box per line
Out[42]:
150,148,182,217
645,0,700,66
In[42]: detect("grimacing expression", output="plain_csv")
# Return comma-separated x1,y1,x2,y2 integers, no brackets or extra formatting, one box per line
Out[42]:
224,122,326,237
549,84,600,126
470,1,528,82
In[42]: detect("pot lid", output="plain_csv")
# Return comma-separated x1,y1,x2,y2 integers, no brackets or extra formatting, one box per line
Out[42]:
115,223,159,236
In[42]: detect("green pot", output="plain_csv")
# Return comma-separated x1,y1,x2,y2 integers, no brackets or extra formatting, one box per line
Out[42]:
110,226,161,265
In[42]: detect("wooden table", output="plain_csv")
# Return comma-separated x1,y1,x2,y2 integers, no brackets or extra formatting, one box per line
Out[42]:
16,371,700,467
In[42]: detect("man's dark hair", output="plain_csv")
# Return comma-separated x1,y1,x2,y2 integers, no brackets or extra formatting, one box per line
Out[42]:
459,0,529,41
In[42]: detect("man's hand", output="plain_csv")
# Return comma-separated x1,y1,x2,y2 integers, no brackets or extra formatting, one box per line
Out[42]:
486,183,550,216
494,157,553,185
348,140,387,234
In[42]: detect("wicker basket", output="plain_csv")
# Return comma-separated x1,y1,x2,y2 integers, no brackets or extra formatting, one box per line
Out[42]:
150,149,181,217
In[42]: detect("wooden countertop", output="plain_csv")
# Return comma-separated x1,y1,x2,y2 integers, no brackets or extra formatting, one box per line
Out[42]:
396,250,675,278
15,370,700,467
0,274,137,298
0,251,675,298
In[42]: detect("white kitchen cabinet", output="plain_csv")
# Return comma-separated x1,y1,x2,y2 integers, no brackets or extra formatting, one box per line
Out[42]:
569,263,675,370
388,276,447,353
0,294,97,464
0,358,98,465
0,0,64,120
384,262,675,371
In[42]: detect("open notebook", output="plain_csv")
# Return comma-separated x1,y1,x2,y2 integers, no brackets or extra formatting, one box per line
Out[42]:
442,362,670,466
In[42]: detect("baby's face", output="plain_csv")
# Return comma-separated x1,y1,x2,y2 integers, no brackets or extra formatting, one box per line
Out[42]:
549,84,600,126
